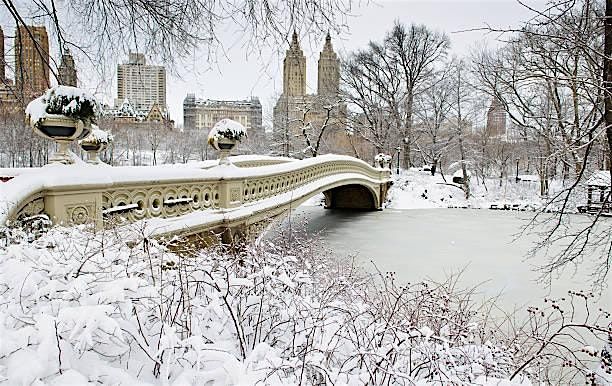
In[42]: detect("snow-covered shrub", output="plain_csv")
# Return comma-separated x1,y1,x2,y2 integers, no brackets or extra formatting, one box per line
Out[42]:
207,118,247,145
0,223,525,385
0,223,606,384
26,85,99,126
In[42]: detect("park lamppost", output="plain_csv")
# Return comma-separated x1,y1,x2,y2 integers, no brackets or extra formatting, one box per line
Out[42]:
395,146,401,175
515,157,520,182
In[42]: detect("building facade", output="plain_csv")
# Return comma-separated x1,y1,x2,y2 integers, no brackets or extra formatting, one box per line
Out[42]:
116,53,166,111
273,32,347,157
183,94,262,133
317,34,340,96
15,25,49,99
486,97,507,138
58,50,77,87
102,98,174,129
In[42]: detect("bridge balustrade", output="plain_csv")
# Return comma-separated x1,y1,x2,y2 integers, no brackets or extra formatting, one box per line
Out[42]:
0,155,391,237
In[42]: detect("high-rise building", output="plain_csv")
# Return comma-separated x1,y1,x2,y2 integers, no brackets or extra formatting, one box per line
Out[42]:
183,94,262,133
486,97,507,138
116,52,166,111
58,50,77,87
15,25,50,98
273,32,347,156
317,33,339,96
283,31,307,97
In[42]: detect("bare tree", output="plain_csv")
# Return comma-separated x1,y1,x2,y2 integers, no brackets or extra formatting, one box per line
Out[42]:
473,0,611,285
385,22,450,168
342,43,401,156
2,0,355,81
297,96,345,157
414,69,455,175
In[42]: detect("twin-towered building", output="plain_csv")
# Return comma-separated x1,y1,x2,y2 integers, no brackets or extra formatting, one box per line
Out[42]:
181,32,348,156
272,32,348,156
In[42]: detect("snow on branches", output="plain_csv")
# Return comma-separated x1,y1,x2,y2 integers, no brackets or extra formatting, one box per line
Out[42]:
0,224,525,385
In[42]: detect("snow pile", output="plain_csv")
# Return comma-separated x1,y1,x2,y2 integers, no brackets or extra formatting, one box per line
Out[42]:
25,85,99,126
0,225,533,385
452,168,471,179
207,118,247,144
24,96,48,125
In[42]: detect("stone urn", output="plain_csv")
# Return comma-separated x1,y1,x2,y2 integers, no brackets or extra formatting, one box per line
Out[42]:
210,137,237,165
207,119,247,166
26,85,98,165
32,115,90,164
374,153,392,169
80,133,109,165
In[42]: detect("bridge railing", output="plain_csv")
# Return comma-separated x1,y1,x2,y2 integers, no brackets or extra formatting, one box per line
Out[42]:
0,155,391,229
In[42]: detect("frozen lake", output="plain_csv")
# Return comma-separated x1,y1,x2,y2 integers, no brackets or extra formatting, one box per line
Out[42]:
277,207,611,311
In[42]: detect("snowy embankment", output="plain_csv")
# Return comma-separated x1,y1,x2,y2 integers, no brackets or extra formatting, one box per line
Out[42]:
386,168,581,211
0,225,539,385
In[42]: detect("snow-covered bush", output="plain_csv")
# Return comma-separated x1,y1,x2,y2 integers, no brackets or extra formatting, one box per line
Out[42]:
207,118,247,145
0,223,607,384
26,85,99,126
0,224,518,385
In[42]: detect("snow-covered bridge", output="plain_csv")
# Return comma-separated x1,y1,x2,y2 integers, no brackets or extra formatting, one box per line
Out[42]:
0,155,392,241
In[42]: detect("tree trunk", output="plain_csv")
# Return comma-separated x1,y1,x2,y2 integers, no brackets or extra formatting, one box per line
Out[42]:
403,91,414,169
605,0,612,180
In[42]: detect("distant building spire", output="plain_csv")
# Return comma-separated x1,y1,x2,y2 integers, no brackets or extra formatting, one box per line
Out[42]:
317,33,339,96
282,30,306,96
290,30,301,50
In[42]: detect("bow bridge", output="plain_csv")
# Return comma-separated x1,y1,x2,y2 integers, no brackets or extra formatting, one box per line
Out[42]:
0,155,392,242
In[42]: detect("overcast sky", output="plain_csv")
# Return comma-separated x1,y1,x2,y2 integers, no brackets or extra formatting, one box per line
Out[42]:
160,0,544,126
1,0,547,126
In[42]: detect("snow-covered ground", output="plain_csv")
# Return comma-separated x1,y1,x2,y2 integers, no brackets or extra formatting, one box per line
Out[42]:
386,168,579,211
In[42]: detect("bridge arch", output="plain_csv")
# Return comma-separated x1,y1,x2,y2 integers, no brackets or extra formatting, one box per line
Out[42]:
323,184,378,210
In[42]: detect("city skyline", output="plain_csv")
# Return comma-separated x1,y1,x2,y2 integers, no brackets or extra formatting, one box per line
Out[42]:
0,1,546,126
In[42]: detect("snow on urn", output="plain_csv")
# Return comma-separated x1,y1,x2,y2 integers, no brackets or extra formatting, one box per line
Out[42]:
374,153,392,169
26,85,99,165
79,127,113,165
207,118,247,166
